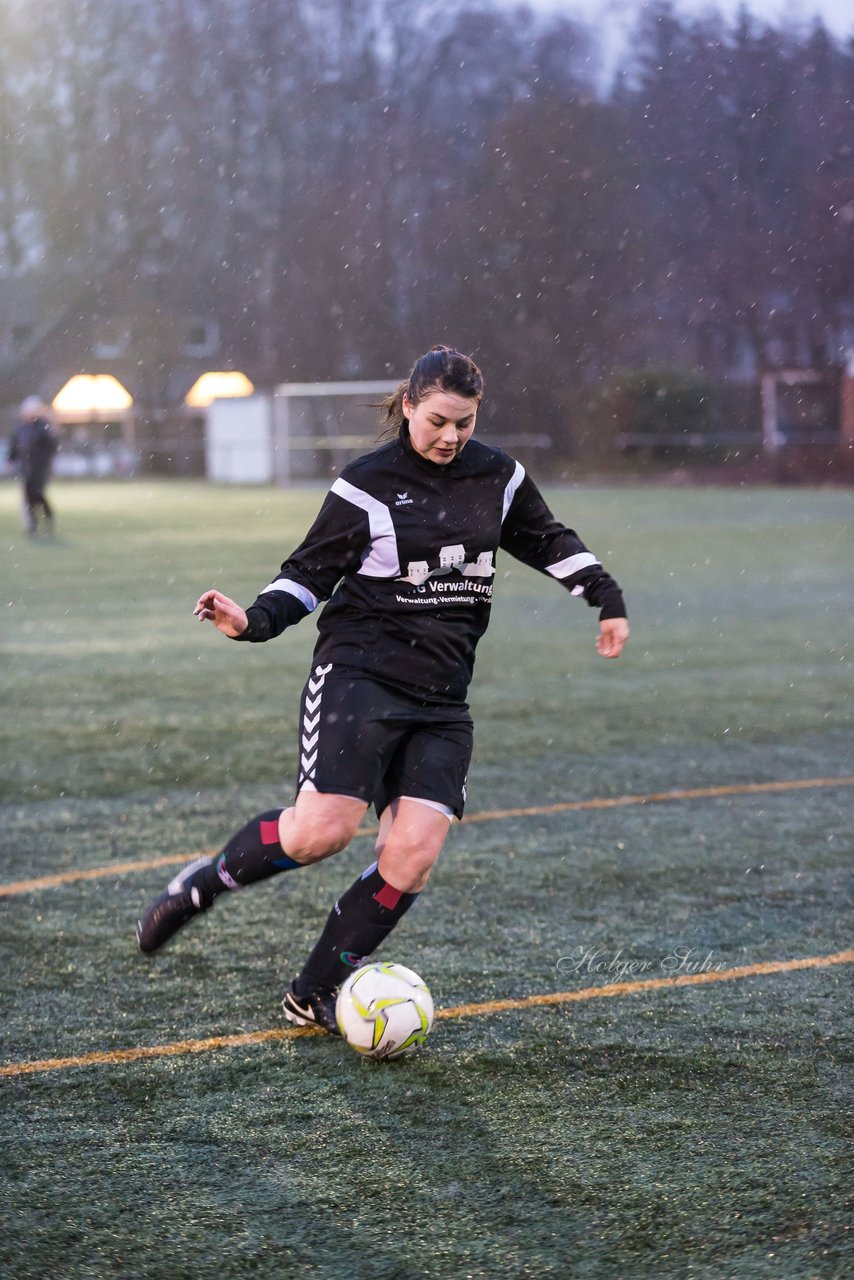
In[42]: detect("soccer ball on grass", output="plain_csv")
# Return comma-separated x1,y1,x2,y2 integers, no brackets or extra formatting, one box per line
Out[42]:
336,962,434,1060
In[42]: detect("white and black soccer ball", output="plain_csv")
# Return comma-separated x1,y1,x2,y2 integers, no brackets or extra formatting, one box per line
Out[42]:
336,962,434,1060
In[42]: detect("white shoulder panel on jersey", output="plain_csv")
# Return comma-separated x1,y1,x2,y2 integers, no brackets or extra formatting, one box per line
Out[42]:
331,477,401,577
546,551,600,579
501,461,526,523
260,578,320,612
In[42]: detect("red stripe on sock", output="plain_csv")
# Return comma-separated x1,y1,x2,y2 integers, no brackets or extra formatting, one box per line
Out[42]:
374,881,403,910
260,820,280,846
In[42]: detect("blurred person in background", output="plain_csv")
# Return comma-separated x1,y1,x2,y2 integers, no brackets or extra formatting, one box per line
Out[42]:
7,396,59,536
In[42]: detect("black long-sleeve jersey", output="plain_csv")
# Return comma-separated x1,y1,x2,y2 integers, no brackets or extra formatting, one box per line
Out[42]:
237,426,626,702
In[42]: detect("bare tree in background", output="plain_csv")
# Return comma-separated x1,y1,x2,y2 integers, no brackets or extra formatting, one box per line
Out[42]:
1,0,852,450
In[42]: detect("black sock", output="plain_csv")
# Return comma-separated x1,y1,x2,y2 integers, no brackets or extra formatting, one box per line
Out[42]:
191,809,301,901
293,864,419,995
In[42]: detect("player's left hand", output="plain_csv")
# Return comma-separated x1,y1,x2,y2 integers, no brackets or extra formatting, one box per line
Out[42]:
596,617,629,659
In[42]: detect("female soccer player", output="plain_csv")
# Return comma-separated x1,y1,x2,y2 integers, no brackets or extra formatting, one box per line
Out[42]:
137,346,629,1034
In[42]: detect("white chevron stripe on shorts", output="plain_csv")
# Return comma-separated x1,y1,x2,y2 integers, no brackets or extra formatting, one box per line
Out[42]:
299,664,332,784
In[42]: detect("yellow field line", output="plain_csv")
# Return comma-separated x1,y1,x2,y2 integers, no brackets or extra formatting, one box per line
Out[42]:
462,775,854,824
2,774,853,899
2,948,850,1078
434,949,854,1020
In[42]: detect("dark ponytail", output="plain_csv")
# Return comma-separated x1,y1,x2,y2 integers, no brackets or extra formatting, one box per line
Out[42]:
377,345,484,431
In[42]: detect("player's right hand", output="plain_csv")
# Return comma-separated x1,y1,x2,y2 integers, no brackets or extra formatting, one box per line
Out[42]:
193,589,248,638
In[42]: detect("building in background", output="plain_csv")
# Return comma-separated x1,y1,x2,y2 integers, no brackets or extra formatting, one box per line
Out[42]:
0,254,261,475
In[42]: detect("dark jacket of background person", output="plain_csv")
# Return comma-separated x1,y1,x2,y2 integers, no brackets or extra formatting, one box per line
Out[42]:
8,415,59,482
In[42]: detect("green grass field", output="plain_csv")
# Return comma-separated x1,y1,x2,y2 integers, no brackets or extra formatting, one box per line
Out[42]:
1,479,851,1279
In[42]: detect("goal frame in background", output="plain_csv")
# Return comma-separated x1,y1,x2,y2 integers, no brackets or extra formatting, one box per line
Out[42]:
205,378,553,485
759,368,841,452
271,380,401,484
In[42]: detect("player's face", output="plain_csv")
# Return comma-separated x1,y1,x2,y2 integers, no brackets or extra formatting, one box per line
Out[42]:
403,389,479,465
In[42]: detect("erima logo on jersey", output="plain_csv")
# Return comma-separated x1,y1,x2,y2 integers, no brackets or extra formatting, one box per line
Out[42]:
395,492,413,506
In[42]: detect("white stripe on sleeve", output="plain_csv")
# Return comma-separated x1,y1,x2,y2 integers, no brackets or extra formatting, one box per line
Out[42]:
331,477,400,577
261,579,320,612
501,461,526,523
545,551,600,579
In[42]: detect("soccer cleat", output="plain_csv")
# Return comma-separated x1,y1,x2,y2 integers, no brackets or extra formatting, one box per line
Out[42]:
282,984,341,1036
136,858,215,953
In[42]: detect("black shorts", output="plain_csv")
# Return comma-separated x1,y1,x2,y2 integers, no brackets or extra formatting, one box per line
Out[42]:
295,664,473,819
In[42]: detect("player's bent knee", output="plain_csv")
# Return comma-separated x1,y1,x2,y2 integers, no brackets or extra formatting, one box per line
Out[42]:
278,800,363,864
378,847,439,894
285,818,356,863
